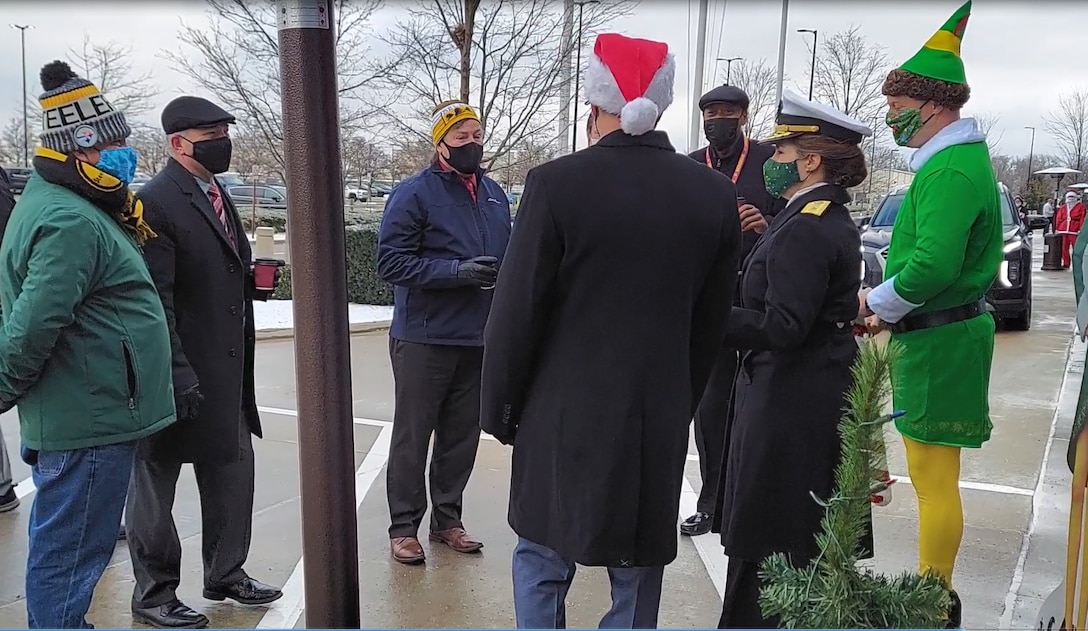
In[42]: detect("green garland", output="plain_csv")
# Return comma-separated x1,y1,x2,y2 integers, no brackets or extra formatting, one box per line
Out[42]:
758,340,951,628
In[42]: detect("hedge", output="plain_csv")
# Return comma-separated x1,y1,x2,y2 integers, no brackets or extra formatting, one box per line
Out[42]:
271,226,394,305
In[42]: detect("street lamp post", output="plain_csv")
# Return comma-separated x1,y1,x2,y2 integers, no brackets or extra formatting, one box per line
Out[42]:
570,0,599,152
798,28,817,100
716,56,742,85
10,24,32,168
1025,126,1037,195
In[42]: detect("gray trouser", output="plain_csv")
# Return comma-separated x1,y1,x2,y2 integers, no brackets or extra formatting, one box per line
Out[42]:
126,430,255,608
0,424,12,496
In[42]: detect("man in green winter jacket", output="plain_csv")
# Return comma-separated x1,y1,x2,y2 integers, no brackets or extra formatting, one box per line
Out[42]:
0,61,175,629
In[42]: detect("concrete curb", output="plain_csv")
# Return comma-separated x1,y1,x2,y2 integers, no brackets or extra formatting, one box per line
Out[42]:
255,320,391,341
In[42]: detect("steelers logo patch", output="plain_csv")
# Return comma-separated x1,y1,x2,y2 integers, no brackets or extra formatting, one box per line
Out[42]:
73,125,98,148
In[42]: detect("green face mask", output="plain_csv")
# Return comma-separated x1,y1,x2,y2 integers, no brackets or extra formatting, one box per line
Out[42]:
887,104,934,147
763,159,800,198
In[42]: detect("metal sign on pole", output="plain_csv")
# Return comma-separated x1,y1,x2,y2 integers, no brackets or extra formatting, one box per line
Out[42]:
276,0,361,627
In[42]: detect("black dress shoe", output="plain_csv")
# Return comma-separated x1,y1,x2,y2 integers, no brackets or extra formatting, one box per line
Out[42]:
680,512,713,536
945,590,962,629
203,577,283,605
132,599,209,629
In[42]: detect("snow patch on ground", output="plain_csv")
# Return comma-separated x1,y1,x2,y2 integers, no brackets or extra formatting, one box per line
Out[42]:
253,299,393,331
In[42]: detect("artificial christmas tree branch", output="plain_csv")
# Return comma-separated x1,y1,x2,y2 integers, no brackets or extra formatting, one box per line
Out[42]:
758,340,952,628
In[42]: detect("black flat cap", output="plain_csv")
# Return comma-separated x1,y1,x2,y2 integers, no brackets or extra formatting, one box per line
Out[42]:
161,96,236,134
698,85,750,111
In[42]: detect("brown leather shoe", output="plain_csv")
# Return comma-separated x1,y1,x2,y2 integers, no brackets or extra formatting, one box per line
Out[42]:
429,527,483,553
390,536,425,564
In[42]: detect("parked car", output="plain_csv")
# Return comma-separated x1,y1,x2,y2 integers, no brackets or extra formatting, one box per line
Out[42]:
370,183,393,197
218,171,246,187
860,182,1047,331
4,167,31,194
345,185,369,202
228,184,288,210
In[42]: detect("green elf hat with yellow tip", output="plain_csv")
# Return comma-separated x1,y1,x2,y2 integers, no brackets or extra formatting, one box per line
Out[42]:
898,0,971,84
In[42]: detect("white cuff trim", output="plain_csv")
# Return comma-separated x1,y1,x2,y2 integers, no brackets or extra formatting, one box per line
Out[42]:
868,276,923,324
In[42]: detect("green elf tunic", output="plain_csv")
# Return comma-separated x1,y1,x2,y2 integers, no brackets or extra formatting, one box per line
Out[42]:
868,118,1003,448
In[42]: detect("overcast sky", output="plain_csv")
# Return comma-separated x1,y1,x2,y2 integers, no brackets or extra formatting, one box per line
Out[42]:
0,0,1077,160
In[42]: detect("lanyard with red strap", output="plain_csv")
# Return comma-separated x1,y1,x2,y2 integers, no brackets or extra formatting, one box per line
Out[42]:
705,136,750,184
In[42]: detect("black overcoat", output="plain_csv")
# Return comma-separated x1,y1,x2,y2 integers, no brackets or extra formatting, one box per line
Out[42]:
712,183,873,563
480,131,742,568
136,158,261,463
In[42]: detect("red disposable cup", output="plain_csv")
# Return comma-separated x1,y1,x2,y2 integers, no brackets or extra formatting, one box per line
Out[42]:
254,258,285,291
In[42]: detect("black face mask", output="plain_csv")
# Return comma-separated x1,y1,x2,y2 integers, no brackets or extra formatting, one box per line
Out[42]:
704,117,741,152
185,136,233,175
443,141,484,175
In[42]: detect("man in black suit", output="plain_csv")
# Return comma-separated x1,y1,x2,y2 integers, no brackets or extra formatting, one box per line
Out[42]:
126,96,281,629
680,85,784,537
480,33,741,628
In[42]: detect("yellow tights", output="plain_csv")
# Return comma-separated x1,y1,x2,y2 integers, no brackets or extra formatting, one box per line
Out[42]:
902,436,963,587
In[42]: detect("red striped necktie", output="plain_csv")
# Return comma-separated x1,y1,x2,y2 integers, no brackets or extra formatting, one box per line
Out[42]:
207,181,237,250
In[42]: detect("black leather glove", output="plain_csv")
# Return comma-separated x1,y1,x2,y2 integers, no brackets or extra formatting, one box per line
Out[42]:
457,256,499,286
175,384,204,421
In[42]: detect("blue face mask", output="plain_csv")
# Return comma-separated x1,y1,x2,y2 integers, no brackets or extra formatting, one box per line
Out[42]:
96,147,139,185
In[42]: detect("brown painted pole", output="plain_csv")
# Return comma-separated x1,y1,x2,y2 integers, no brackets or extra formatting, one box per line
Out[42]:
276,1,360,628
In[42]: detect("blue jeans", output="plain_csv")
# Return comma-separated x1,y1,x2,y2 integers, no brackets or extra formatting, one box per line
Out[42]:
25,442,135,629
512,537,665,629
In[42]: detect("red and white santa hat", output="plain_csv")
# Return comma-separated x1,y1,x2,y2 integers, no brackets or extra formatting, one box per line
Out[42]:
584,33,675,137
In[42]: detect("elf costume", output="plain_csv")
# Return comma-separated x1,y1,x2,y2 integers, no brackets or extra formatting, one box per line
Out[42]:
864,1,1003,625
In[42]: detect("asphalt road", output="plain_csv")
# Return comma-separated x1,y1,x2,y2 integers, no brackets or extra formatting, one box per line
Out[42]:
0,244,1077,629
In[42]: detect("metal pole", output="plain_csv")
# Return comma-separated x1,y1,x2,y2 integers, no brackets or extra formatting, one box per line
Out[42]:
808,30,817,100
11,24,31,167
557,0,574,153
689,0,709,150
571,4,584,151
1026,126,1036,195
727,61,732,85
570,0,598,151
276,1,360,627
774,0,788,106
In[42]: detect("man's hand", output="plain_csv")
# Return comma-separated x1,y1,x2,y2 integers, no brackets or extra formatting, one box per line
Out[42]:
738,204,768,234
457,256,499,286
175,384,204,422
865,314,885,335
857,287,873,321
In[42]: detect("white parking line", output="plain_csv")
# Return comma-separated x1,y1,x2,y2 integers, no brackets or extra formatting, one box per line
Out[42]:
256,422,392,629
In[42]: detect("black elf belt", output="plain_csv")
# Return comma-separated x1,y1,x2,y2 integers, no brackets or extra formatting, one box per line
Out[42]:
887,299,989,334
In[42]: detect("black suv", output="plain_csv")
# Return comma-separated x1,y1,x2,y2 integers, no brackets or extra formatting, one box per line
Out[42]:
3,167,31,195
859,182,1047,331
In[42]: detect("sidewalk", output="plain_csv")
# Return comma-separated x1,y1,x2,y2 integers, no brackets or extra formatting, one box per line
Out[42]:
1006,334,1083,628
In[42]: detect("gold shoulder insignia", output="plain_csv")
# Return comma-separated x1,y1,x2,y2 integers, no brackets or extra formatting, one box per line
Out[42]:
801,200,831,216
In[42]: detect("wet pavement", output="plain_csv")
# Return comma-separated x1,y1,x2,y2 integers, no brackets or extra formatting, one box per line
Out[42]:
0,243,1079,629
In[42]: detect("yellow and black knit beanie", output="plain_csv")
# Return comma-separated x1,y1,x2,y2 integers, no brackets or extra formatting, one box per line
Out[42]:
38,60,131,153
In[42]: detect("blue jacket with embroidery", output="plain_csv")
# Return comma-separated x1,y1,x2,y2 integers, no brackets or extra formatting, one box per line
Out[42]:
377,163,512,346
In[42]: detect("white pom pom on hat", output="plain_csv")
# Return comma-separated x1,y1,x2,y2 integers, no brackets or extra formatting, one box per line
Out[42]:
583,33,675,136
620,98,660,136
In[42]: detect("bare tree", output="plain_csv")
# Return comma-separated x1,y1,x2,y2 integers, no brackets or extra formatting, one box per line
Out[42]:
0,116,28,166
1044,88,1088,172
487,138,559,187
718,58,777,140
371,0,632,166
126,123,170,175
342,136,385,186
808,26,891,123
166,0,389,175
68,36,159,119
391,139,437,180
971,110,1003,153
